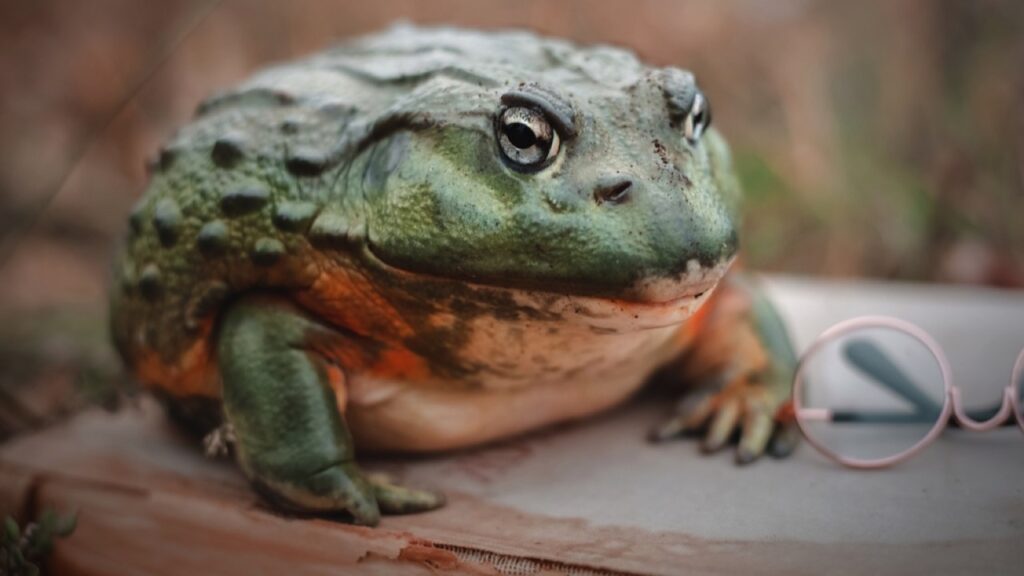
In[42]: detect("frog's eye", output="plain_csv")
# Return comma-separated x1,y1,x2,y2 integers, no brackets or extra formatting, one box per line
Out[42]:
497,106,561,171
682,92,712,143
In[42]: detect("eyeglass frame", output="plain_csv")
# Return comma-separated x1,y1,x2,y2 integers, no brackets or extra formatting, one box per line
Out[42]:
791,315,1024,469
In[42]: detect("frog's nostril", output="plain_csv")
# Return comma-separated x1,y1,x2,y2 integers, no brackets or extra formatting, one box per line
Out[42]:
594,179,632,205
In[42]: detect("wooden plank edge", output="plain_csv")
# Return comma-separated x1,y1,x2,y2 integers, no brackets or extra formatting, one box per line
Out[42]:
1,460,639,576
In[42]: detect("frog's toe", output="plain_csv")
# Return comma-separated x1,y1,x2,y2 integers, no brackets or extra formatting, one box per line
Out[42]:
691,384,774,464
732,403,775,464
369,473,446,515
652,374,790,464
648,391,715,442
702,395,742,453
309,463,382,525
767,418,801,459
253,461,381,526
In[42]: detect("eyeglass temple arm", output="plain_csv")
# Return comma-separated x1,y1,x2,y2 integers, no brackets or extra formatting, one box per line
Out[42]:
843,339,1015,427
827,406,1009,425
843,339,944,414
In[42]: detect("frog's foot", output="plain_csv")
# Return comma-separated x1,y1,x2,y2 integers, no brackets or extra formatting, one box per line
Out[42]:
252,465,444,524
649,273,800,463
253,461,380,525
650,371,799,463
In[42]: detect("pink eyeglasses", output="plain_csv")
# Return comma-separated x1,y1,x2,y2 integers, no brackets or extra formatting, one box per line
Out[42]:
792,315,1024,468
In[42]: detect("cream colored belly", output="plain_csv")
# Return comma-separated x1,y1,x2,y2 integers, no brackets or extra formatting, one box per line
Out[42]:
342,283,715,452
347,321,683,453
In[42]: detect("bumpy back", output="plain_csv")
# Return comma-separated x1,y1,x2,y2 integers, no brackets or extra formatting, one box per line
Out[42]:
109,25,648,395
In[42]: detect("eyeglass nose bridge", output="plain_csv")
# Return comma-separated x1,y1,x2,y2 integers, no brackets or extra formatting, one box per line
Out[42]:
950,386,1017,432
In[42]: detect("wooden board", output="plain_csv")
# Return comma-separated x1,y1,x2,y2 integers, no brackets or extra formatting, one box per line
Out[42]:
2,276,1023,575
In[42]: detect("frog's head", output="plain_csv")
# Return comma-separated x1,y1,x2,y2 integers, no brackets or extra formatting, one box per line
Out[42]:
360,44,739,309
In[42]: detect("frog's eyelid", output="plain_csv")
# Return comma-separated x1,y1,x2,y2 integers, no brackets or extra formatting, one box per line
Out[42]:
684,93,707,141
545,130,561,161
500,90,577,139
692,93,704,139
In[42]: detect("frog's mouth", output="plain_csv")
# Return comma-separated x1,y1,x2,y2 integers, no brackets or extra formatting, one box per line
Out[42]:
501,256,734,332
361,241,734,332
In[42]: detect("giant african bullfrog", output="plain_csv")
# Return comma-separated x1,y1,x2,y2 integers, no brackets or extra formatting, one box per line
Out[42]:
110,24,798,525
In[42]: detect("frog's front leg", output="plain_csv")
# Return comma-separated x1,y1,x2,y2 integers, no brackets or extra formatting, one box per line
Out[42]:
217,294,443,525
650,273,800,463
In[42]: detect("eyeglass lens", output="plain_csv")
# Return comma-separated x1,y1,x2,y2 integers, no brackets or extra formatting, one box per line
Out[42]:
798,325,947,463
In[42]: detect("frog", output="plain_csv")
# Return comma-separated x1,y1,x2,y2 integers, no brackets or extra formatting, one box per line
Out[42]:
110,24,798,526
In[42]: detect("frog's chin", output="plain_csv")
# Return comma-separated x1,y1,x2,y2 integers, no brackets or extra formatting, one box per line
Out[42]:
504,256,734,332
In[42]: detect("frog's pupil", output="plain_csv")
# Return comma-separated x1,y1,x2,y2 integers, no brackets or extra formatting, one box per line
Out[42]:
505,122,537,149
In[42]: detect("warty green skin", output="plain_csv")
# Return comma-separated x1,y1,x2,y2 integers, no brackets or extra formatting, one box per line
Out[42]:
111,25,739,364
109,25,789,524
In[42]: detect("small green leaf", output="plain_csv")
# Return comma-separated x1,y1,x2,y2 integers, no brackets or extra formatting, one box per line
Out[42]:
3,516,19,542
55,511,77,537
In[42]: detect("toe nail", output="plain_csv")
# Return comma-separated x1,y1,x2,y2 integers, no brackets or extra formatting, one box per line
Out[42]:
736,449,757,464
701,440,722,454
648,428,671,443
770,442,796,458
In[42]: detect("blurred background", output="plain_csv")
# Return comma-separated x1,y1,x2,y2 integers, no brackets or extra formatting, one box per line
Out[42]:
1,0,1022,437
